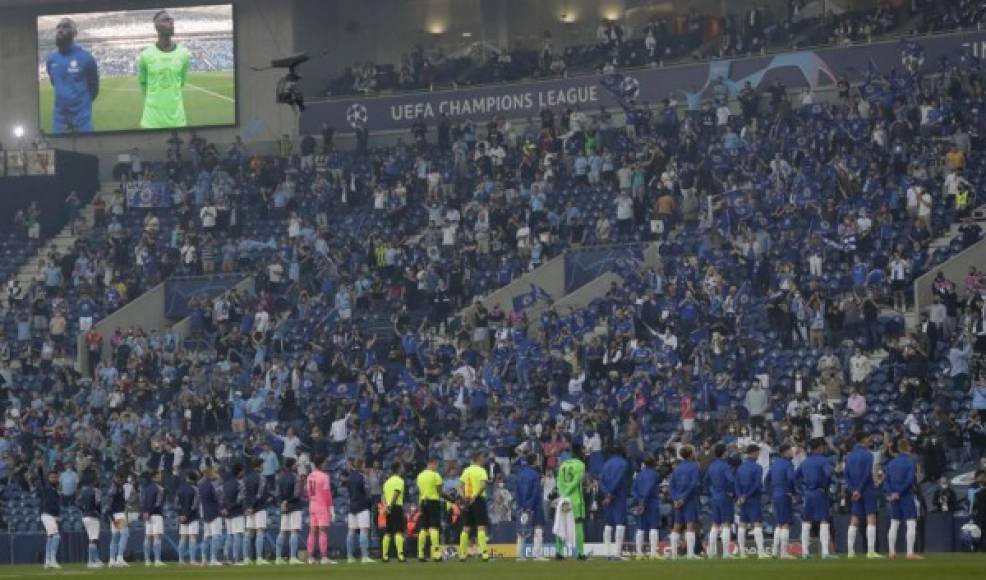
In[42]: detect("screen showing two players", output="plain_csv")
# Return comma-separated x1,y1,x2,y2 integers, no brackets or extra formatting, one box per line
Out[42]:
37,5,236,135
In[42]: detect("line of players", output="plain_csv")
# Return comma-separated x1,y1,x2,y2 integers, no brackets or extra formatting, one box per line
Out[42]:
572,432,923,561
34,451,495,568
34,432,922,568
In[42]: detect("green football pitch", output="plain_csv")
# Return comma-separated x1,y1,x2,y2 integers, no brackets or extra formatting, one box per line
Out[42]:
38,71,236,133
4,555,986,580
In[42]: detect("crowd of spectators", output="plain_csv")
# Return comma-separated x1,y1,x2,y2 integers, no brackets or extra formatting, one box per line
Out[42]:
325,1,985,97
2,22,986,549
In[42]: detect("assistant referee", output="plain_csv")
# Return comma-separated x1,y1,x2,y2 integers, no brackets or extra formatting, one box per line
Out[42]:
382,462,406,562
458,452,490,561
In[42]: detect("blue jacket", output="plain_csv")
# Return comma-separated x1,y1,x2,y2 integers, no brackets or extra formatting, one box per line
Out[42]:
845,445,875,494
242,470,267,511
347,471,372,514
176,480,199,521
884,453,916,497
515,465,543,510
278,470,303,512
198,478,221,522
600,455,630,499
765,457,796,497
631,467,660,507
37,479,60,517
140,481,164,516
222,476,244,517
670,460,700,502
705,458,735,499
106,481,127,514
77,484,101,518
735,458,763,501
795,453,833,494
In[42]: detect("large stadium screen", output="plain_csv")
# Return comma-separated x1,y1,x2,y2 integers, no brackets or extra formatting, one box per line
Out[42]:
36,4,236,135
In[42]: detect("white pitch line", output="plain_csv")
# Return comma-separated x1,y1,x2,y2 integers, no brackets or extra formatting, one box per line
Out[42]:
185,82,235,103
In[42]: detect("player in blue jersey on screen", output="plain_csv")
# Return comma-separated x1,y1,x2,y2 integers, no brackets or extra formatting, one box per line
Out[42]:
45,17,99,133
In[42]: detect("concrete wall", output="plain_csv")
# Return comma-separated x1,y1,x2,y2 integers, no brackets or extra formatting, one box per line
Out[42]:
76,281,170,374
913,233,986,314
529,271,623,337
170,275,255,348
0,0,298,180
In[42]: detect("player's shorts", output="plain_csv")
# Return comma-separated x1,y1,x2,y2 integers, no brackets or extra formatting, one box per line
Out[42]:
385,506,406,535
347,510,371,529
82,516,100,540
419,500,442,529
246,510,268,530
889,494,917,521
41,514,59,536
126,511,140,523
179,521,200,536
112,512,128,526
204,518,223,538
673,499,699,525
739,499,762,524
637,502,659,531
604,496,628,525
52,109,93,134
710,496,734,525
225,515,245,535
463,497,489,528
309,512,330,528
850,489,878,518
146,514,164,535
280,510,303,531
772,495,793,526
801,491,830,523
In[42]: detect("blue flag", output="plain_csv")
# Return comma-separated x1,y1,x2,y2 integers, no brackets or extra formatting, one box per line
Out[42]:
511,284,552,311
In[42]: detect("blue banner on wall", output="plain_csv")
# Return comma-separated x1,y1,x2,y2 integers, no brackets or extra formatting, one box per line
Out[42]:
301,30,986,133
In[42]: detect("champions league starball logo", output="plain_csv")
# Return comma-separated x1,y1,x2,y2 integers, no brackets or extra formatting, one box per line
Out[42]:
621,74,640,101
346,103,368,129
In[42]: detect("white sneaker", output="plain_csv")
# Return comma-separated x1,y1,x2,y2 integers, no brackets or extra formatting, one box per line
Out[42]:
361,557,376,564
307,558,317,565
275,558,285,565
256,559,271,566
289,558,304,565
347,558,356,564
320,557,336,565
209,560,223,567
234,560,249,566
50,563,62,570
88,561,104,568
116,558,129,567
154,560,166,567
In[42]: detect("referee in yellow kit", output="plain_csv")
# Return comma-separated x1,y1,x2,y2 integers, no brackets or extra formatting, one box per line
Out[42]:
416,458,446,562
381,462,406,562
458,452,490,561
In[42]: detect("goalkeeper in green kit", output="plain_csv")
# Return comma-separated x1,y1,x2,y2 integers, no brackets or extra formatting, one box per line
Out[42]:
554,443,587,560
137,10,190,129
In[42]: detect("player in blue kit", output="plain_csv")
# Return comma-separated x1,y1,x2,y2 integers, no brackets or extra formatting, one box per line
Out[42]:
735,445,766,559
600,446,631,559
630,456,662,560
796,438,836,560
669,445,701,560
515,454,547,560
845,432,882,559
765,444,796,559
885,438,922,560
704,443,735,559
45,17,99,133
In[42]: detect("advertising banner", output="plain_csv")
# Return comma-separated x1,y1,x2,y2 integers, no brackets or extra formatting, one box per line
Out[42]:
301,30,986,133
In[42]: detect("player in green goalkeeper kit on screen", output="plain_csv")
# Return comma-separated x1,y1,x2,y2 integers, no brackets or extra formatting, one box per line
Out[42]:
556,443,587,559
137,10,190,129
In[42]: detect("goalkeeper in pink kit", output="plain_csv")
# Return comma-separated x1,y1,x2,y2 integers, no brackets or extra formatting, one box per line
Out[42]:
304,454,336,564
